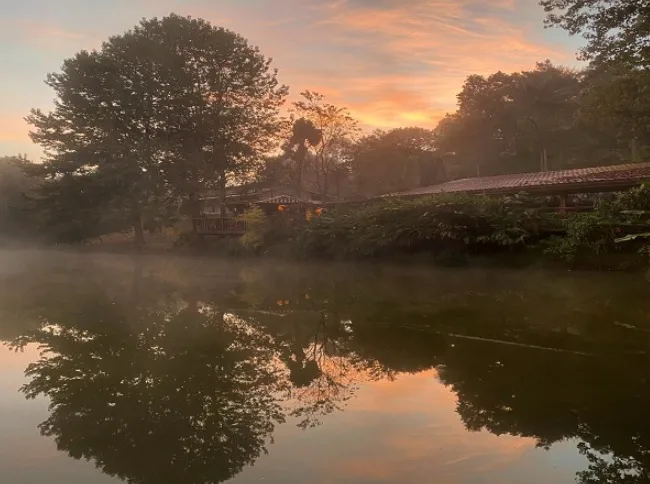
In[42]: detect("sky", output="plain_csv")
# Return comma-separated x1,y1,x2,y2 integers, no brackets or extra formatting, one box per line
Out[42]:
0,0,583,160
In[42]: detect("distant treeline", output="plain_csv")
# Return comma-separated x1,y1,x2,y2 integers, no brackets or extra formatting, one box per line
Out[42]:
0,0,647,244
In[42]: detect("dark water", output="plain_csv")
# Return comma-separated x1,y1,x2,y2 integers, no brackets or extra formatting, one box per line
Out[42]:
1,250,649,484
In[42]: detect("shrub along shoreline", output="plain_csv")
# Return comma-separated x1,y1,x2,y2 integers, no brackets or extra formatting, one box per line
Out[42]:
50,185,650,271
221,185,650,270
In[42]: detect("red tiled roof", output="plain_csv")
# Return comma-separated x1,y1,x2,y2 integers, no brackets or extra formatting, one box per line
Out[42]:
389,163,650,197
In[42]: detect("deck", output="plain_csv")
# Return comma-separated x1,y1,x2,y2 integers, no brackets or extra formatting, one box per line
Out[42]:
193,217,247,236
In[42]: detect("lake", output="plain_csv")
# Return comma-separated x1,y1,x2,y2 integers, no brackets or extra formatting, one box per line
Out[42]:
0,250,649,484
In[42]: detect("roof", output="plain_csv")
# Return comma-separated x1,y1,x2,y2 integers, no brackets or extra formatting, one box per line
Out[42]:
388,163,650,197
255,194,318,205
201,185,327,204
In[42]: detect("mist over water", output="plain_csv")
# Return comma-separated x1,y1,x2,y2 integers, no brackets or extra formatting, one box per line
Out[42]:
1,249,649,483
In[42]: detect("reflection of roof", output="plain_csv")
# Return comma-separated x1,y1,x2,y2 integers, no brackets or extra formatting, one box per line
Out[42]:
387,163,650,197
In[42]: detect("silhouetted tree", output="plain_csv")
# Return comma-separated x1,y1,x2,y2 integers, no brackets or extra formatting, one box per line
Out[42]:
291,91,359,200
540,0,650,67
284,118,322,196
27,14,287,243
352,127,441,196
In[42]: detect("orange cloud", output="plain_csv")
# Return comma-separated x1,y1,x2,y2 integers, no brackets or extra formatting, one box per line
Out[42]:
1,0,579,158
278,0,575,130
306,82,448,129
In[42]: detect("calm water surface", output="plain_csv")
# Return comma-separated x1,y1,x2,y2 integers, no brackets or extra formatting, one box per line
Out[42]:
0,250,649,484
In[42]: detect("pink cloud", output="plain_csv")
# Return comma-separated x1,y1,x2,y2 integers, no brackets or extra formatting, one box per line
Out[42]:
258,0,576,131
1,0,578,158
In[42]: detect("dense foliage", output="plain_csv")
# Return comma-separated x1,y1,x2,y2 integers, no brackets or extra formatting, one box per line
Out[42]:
239,207,271,251
351,127,444,197
434,62,625,177
540,0,650,67
296,195,536,259
26,14,287,245
544,185,650,265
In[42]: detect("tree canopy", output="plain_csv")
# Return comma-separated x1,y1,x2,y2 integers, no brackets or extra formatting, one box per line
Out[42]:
435,62,590,176
27,14,287,243
291,91,359,200
540,0,650,67
352,127,442,196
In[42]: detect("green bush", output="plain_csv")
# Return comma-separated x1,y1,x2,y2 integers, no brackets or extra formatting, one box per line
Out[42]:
544,184,650,264
239,207,271,251
295,194,538,259
543,213,619,262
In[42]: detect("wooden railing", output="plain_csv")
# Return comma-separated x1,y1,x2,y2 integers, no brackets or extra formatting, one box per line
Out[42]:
193,217,247,236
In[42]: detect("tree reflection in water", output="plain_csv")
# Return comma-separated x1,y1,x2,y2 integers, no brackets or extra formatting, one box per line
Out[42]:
3,255,650,483
10,263,285,484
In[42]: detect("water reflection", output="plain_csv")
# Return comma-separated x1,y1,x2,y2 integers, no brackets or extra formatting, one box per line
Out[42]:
2,252,650,483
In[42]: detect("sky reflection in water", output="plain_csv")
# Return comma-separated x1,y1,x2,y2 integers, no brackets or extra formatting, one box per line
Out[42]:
0,250,648,483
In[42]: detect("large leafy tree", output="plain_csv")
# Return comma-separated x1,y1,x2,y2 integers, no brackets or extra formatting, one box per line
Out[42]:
291,91,359,200
512,62,581,171
144,15,289,214
580,65,650,161
540,0,650,67
352,127,443,196
435,63,591,177
27,14,287,244
27,36,171,245
283,118,322,196
540,1,650,165
436,71,521,177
